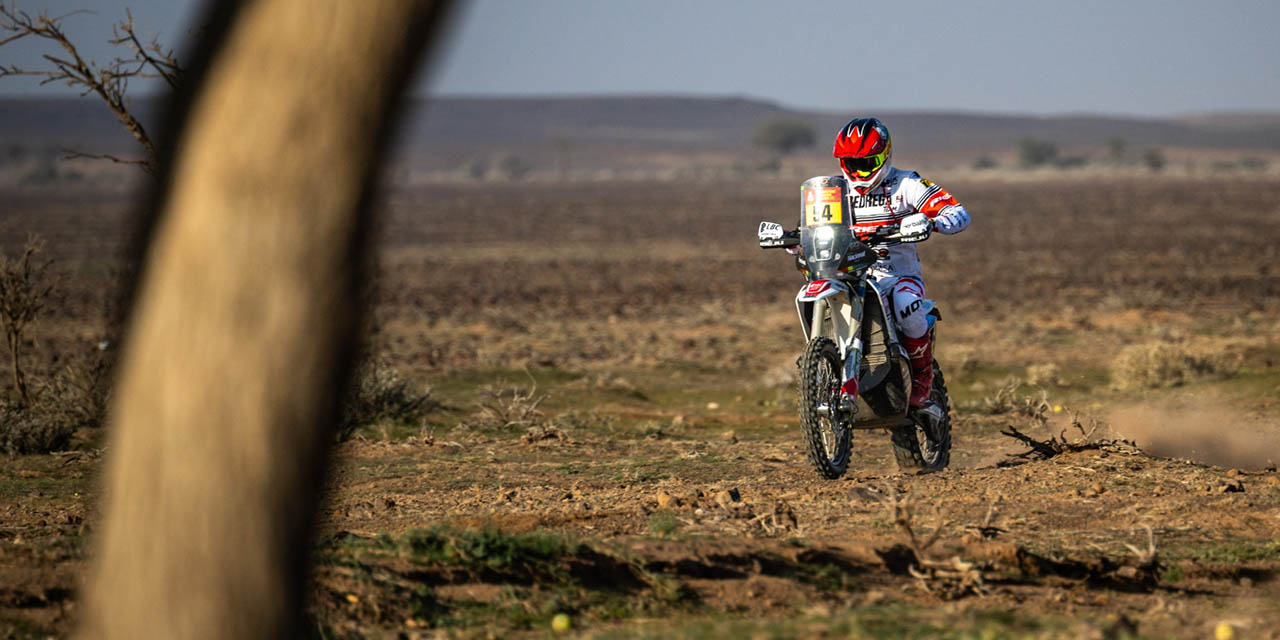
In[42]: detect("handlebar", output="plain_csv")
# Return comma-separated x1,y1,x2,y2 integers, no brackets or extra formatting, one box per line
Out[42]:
758,220,928,250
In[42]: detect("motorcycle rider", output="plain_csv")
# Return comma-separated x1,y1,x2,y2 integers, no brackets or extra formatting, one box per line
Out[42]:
824,117,971,419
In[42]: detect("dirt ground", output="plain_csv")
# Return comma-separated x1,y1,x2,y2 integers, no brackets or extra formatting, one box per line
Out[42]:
2,175,1279,638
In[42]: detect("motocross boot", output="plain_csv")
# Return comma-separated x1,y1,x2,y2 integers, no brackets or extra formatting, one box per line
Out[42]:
902,332,935,409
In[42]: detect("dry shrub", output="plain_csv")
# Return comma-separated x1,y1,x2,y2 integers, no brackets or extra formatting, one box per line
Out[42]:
0,384,78,455
464,379,548,433
966,377,1050,424
1024,363,1060,387
1110,342,1240,390
339,360,439,440
0,343,113,455
1,401,72,454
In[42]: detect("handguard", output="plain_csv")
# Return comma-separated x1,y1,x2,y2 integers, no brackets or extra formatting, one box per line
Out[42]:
758,221,800,249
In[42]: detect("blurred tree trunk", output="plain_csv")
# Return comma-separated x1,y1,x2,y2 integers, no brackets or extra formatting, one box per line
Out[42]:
79,1,448,638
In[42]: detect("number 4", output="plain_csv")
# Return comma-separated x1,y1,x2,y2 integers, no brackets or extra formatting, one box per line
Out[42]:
822,204,832,220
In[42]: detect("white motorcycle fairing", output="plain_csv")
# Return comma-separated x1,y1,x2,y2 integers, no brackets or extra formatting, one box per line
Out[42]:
795,278,862,386
795,277,899,349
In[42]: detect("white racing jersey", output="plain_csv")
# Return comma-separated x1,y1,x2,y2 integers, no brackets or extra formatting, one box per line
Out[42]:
842,167,970,278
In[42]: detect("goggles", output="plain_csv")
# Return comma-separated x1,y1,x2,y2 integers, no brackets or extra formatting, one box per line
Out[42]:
839,151,888,176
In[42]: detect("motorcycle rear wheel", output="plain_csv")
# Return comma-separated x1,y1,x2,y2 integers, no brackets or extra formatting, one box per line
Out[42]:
890,361,952,472
798,337,852,479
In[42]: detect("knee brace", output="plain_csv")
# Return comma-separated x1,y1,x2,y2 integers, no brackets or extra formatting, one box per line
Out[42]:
892,278,933,339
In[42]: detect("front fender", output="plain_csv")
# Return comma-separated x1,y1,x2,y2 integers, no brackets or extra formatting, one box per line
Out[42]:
795,279,852,342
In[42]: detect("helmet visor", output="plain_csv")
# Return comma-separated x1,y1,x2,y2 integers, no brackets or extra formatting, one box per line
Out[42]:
839,151,888,177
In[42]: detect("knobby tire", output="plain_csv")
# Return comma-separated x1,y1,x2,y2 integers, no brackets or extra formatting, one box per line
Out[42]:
798,337,851,479
890,361,952,472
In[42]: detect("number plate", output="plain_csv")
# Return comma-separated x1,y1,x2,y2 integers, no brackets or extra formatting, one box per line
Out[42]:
803,187,843,226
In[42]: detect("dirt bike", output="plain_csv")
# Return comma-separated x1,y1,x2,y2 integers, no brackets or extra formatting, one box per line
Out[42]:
758,175,952,479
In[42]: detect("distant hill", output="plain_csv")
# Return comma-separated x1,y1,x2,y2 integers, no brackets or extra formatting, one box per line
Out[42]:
400,96,1280,152
3,95,1279,164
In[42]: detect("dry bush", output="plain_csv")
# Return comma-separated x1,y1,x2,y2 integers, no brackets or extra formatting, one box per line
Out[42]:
1110,342,1240,390
1024,362,1060,387
47,342,114,429
0,395,73,454
965,377,1050,424
464,378,548,433
338,360,439,440
0,235,54,407
0,356,106,454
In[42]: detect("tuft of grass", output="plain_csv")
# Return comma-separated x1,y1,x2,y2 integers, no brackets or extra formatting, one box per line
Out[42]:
402,524,576,572
1159,564,1185,583
1174,540,1280,564
647,511,680,536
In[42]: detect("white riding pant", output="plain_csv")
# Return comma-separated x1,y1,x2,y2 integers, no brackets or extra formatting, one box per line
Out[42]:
876,275,931,340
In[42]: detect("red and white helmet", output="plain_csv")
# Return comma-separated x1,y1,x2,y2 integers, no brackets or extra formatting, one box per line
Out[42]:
833,117,892,194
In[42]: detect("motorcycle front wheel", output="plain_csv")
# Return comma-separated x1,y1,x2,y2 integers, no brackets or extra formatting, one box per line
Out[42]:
890,361,952,472
798,337,852,479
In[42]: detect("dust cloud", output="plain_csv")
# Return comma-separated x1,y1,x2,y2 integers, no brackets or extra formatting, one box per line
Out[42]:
1107,401,1280,470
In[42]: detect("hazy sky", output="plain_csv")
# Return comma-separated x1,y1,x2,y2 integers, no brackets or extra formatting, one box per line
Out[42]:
2,0,1277,116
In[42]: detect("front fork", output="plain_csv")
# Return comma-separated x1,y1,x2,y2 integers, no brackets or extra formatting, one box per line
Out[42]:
806,276,867,393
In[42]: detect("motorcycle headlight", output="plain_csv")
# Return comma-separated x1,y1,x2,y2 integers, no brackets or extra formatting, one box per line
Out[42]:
814,225,835,260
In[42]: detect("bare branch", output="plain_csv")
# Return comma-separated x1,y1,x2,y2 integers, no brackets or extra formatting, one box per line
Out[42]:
111,9,180,89
0,2,185,173
0,235,56,407
60,148,153,173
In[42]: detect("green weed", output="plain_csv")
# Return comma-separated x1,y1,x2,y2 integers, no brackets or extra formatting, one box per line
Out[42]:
648,510,680,536
1175,540,1280,563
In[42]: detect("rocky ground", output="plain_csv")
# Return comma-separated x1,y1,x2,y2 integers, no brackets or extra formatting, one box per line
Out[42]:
2,176,1279,637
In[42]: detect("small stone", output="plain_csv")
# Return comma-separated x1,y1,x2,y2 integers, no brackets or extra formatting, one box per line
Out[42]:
1115,566,1139,579
671,415,685,427
656,490,677,509
345,594,359,604
706,402,720,410
723,430,739,444
1239,577,1254,588
714,488,742,508
1227,468,1243,477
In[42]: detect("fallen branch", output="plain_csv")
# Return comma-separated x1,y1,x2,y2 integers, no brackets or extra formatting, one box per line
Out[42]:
1001,415,1139,462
